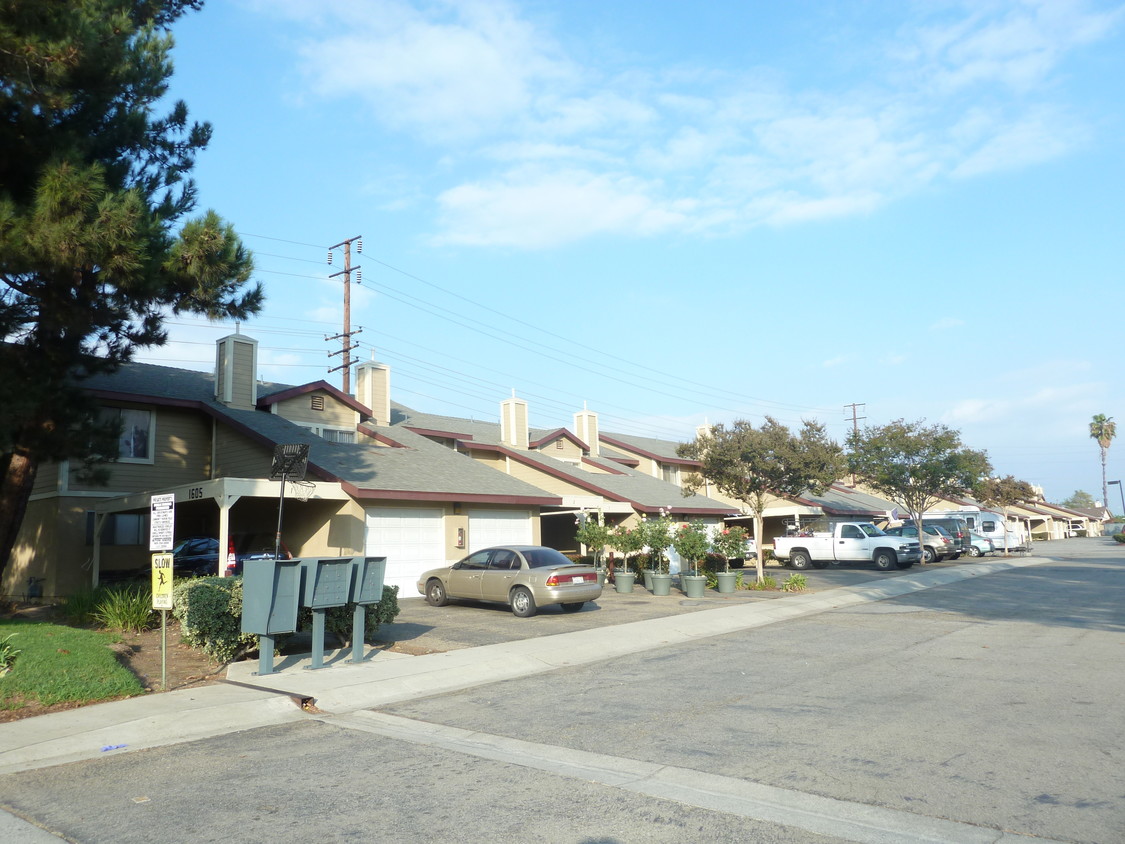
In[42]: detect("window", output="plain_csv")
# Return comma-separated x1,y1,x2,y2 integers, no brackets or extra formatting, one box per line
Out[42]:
322,428,355,444
86,512,146,545
100,407,153,462
841,525,864,539
982,520,997,532
662,464,678,484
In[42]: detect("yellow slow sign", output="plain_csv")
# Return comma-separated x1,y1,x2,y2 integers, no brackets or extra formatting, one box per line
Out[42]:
151,553,174,610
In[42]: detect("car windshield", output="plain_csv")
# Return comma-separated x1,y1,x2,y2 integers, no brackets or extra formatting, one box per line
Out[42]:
522,547,574,568
859,524,884,537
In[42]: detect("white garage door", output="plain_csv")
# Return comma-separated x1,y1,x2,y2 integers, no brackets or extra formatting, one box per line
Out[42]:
468,509,533,550
364,507,446,597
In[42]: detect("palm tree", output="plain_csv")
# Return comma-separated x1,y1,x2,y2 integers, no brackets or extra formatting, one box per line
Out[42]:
1089,414,1117,511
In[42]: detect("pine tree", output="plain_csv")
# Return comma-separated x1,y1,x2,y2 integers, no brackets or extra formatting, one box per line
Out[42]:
0,1,262,579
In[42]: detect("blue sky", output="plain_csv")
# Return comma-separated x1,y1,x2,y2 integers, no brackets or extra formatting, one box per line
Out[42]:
150,0,1125,507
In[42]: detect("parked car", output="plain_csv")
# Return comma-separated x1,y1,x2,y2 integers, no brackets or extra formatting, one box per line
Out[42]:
417,545,602,617
966,532,995,557
920,515,971,559
172,534,292,577
883,524,955,563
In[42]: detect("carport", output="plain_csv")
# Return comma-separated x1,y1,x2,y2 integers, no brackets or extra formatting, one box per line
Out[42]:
90,477,351,585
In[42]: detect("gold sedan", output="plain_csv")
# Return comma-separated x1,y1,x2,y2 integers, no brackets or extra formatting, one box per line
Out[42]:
417,545,602,617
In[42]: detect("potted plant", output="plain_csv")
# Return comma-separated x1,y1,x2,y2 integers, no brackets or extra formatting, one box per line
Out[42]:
610,524,643,593
711,525,750,593
575,513,613,586
672,520,710,598
640,511,674,596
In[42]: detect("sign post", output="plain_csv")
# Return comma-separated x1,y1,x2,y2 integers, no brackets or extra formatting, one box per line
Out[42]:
149,494,175,691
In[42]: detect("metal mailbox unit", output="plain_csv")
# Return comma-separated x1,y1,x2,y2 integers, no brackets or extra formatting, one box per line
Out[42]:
240,555,388,675
241,558,303,676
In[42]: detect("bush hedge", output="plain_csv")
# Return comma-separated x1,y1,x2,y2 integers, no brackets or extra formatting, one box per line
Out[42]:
172,576,401,664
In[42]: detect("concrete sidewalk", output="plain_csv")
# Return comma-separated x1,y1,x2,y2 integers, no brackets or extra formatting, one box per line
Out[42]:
0,555,1047,780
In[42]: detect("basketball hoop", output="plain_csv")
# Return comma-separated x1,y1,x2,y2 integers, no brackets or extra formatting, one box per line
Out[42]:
270,443,309,482
289,479,315,502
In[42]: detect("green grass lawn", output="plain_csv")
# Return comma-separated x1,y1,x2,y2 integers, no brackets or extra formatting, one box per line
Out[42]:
0,618,144,711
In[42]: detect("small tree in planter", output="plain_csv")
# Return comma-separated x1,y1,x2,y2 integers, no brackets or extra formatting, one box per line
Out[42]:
611,524,646,574
672,521,711,577
711,525,750,573
639,511,674,574
575,512,613,568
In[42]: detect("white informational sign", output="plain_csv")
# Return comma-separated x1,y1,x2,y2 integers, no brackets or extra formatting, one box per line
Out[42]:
151,553,174,610
150,493,175,551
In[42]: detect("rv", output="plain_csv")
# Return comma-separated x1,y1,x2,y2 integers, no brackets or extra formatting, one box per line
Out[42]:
936,509,1027,553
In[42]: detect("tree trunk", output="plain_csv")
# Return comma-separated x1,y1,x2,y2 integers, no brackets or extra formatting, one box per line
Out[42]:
753,512,765,583
0,445,40,584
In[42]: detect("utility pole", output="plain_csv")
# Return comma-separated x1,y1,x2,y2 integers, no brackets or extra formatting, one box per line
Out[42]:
844,403,866,488
326,235,362,393
844,402,866,436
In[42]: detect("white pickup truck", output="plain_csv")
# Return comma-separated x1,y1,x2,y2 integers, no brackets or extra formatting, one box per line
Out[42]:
772,522,922,571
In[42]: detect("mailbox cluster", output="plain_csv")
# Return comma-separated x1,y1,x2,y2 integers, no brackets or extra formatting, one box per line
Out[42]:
241,555,387,676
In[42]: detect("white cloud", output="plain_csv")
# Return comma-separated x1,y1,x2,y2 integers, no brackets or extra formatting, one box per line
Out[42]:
431,168,691,248
267,0,1121,248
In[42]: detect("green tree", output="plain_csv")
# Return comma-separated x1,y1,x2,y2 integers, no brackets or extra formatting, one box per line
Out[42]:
847,419,991,560
975,475,1037,554
1089,414,1116,511
610,523,645,574
574,511,613,567
679,417,844,582
1061,490,1097,510
670,520,710,577
0,1,262,580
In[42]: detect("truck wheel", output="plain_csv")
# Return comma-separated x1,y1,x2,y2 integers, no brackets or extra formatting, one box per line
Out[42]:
873,550,896,571
790,550,813,570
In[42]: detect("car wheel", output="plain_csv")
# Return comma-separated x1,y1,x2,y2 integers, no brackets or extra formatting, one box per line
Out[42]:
790,550,812,570
873,550,896,571
425,579,448,607
922,546,935,564
510,586,536,618
560,602,584,613
968,546,981,557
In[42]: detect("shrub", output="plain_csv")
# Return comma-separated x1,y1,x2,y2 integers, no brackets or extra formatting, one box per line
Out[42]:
0,633,20,672
1113,533,1125,544
749,575,777,591
292,584,401,647
782,574,808,592
173,576,255,663
92,585,157,633
60,585,107,626
171,576,402,664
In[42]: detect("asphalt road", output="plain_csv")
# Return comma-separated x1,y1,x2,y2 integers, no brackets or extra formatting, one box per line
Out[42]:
2,539,1122,843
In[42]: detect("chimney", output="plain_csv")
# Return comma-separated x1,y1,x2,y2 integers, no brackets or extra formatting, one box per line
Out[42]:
214,333,258,410
574,405,599,457
355,361,391,426
500,393,529,449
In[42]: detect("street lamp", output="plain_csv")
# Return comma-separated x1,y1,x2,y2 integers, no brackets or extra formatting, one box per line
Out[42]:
1109,480,1124,517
